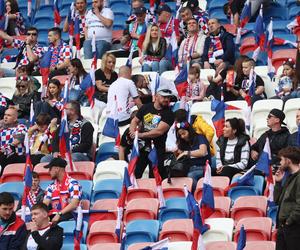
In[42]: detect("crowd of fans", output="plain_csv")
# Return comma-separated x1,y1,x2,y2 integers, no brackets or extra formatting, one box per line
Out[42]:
0,0,300,248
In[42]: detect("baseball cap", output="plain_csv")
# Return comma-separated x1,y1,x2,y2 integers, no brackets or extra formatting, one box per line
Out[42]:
269,108,286,125
157,88,173,97
133,7,147,15
156,4,172,15
44,157,67,169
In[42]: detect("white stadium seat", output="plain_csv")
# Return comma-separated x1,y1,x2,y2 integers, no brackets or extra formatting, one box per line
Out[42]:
284,98,300,133
93,160,128,182
0,77,16,99
203,218,234,243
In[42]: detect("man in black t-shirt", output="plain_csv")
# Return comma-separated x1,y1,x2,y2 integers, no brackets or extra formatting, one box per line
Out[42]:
129,88,174,179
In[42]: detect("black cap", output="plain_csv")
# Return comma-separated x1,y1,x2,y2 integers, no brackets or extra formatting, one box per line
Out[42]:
156,4,172,14
269,108,286,125
133,7,147,15
186,0,199,11
44,157,67,169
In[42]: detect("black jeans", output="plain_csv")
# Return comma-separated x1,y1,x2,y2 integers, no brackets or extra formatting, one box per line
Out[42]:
0,153,26,176
217,166,242,181
276,223,300,250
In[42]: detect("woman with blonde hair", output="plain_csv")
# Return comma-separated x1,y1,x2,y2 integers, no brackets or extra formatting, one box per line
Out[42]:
139,23,172,74
94,52,118,103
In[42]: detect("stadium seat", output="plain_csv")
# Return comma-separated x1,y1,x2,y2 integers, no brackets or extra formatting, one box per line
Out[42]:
128,243,154,250
225,100,248,120
34,4,54,19
91,179,122,202
203,218,234,243
190,101,214,127
270,20,290,34
205,241,237,250
39,180,52,190
231,196,267,223
194,176,230,200
89,243,121,250
79,180,93,200
264,5,288,21
234,217,272,242
58,221,88,244
288,5,299,19
162,177,193,199
87,220,119,246
161,70,176,83
200,69,217,85
52,75,69,85
245,241,276,250
240,37,257,55
209,196,231,218
125,220,160,247
1,163,26,183
209,9,228,23
0,48,19,62
284,98,300,133
127,178,157,202
93,160,127,182
124,198,159,224
158,197,189,224
128,241,191,250
95,142,119,164
131,57,142,74
0,77,16,99
271,228,277,241
0,182,24,200
61,243,87,250
110,2,131,15
272,49,297,71
159,219,194,242
88,199,118,229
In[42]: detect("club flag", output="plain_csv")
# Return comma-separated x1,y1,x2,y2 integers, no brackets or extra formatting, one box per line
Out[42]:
80,73,95,107
236,0,251,44
174,63,188,98
237,225,246,250
297,125,300,147
184,186,209,250
200,160,215,219
252,5,265,61
39,49,52,92
68,3,75,48
287,15,300,32
74,15,81,58
128,130,139,187
224,165,256,194
149,0,155,13
73,206,83,250
140,238,169,250
165,28,178,67
54,0,61,27
265,19,275,79
148,144,166,208
22,154,33,208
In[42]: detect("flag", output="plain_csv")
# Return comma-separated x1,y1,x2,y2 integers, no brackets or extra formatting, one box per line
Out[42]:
174,63,188,98
73,206,83,250
115,167,132,241
200,160,215,220
126,48,133,68
39,49,52,96
252,5,265,61
236,0,251,44
148,145,166,208
68,3,75,48
54,0,61,27
184,186,209,250
243,67,255,129
140,238,169,250
255,137,274,204
22,154,33,208
0,0,7,31
149,0,155,13
80,73,95,106
287,15,300,32
237,225,246,250
265,19,275,79
127,130,139,187
165,29,178,67
74,15,81,58
27,0,32,18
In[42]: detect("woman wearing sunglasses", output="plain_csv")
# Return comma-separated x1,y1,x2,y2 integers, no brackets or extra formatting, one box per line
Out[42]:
12,76,40,119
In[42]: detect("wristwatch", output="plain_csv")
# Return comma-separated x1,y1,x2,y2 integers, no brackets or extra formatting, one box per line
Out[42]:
58,211,63,216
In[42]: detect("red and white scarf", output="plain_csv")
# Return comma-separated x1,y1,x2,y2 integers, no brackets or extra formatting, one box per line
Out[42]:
208,33,224,63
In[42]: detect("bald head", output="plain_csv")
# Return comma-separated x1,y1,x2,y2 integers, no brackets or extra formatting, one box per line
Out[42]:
3,107,18,126
119,66,132,80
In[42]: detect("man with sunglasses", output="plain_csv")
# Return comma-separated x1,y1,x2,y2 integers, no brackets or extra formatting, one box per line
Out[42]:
0,27,44,76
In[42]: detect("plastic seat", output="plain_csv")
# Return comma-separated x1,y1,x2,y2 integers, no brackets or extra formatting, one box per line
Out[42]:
0,77,16,99
89,243,121,250
203,218,234,243
264,5,288,21
92,179,122,202
234,217,272,242
162,177,193,199
58,221,88,244
79,180,93,200
0,182,24,201
87,220,119,246
159,197,189,224
93,160,127,182
225,100,248,120
272,49,297,71
205,241,237,250
159,219,194,242
1,163,26,183
245,241,275,250
240,36,257,55
190,101,214,126
194,176,230,200
284,98,300,133
125,220,160,248
124,198,159,224
88,199,118,229
61,243,87,250
127,178,157,202
231,196,267,223
209,196,231,218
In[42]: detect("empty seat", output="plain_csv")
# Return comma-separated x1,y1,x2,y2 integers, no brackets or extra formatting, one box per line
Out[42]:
93,160,127,182
203,218,234,243
194,176,230,200
225,101,248,120
61,243,87,250
162,177,193,199
1,163,26,183
244,241,276,250
88,199,118,229
91,179,122,202
95,142,119,163
159,197,189,224
0,182,24,201
89,243,121,250
210,196,231,218
272,49,297,71
127,178,157,202
79,180,93,200
58,221,88,244
231,196,267,223
190,101,214,126
87,220,119,246
284,98,300,133
234,217,272,242
159,219,194,242
205,241,237,250
124,198,159,224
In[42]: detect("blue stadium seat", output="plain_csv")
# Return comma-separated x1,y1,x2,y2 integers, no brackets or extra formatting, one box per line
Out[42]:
91,179,122,202
60,7,70,19
272,20,291,34
159,197,189,225
276,0,287,6
287,0,298,8
125,220,160,248
264,6,288,22
0,182,24,201
0,48,19,62
95,142,118,165
272,34,297,51
40,180,52,190
34,16,54,29
209,9,228,24
79,180,93,200
109,0,128,8
37,30,49,46
34,5,54,20
58,221,88,244
246,51,267,66
267,205,278,226
288,6,300,20
111,2,131,15
62,0,74,7
207,0,225,12
61,244,87,250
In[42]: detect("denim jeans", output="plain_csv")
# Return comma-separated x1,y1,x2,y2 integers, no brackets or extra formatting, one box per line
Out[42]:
142,59,172,75
40,153,90,163
188,165,204,192
83,40,111,59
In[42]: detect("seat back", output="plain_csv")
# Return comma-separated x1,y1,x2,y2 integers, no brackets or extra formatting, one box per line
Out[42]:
195,176,230,199
159,219,194,242
206,241,237,250
87,220,119,245
162,177,193,199
92,179,122,202
89,243,121,250
203,218,234,243
1,163,26,183
244,241,276,250
127,178,157,202
94,160,127,182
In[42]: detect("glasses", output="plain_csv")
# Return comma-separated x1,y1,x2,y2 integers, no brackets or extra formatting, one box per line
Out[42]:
27,33,37,36
17,85,26,89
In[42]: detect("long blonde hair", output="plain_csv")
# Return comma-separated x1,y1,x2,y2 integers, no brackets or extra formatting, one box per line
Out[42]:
101,52,116,71
14,79,35,96
142,24,162,53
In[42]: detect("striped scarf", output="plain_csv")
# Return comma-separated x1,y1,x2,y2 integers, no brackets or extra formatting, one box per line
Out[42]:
208,33,224,64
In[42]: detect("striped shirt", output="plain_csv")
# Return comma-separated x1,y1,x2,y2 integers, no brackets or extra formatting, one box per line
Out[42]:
216,137,250,170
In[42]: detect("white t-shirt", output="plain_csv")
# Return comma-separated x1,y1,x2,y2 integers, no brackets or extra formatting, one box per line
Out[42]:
107,77,139,122
26,225,51,250
85,8,114,42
